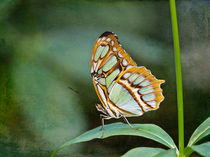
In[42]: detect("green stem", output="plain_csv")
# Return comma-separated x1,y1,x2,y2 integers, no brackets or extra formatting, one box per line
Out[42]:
169,0,184,157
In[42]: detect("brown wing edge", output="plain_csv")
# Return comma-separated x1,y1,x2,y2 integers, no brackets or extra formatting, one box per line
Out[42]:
116,66,165,110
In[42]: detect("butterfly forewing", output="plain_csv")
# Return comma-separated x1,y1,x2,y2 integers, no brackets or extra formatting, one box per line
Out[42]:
90,32,136,77
90,32,137,115
90,31,165,119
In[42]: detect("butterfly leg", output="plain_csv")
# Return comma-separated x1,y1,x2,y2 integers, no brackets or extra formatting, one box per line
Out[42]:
99,114,106,138
122,116,138,130
99,114,111,138
99,114,105,130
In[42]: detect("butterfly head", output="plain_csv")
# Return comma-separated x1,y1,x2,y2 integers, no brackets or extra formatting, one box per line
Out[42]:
99,31,118,39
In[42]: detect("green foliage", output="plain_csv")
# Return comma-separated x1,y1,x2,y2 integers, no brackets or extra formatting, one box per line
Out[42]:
122,147,177,157
184,117,210,157
51,0,210,156
191,142,210,157
187,117,210,147
169,0,184,156
122,147,165,157
154,148,177,157
51,118,210,157
0,0,209,156
51,122,177,157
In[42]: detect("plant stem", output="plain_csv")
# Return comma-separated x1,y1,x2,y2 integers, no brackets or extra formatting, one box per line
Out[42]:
169,0,184,157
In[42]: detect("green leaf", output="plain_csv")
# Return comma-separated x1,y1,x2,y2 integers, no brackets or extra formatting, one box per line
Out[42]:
154,148,177,157
191,142,210,157
122,147,165,157
187,117,210,146
51,122,177,157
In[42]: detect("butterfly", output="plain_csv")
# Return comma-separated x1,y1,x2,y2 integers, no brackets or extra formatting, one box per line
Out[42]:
90,31,165,135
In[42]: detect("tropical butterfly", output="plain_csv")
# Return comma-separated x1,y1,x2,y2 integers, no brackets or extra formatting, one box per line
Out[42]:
90,31,165,135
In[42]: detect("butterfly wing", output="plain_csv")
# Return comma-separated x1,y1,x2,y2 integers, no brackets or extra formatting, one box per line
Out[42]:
90,31,136,77
90,31,165,118
90,32,137,116
108,66,165,117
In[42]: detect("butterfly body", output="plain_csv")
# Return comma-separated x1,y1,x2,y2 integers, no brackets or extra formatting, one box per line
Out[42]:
90,32,165,122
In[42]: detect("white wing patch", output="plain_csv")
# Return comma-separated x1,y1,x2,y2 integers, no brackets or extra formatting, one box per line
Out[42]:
102,56,117,72
133,76,145,85
118,51,123,58
96,84,115,118
128,73,139,82
118,79,151,112
139,80,150,86
123,72,131,79
138,86,154,94
109,83,143,115
122,59,128,66
142,93,156,101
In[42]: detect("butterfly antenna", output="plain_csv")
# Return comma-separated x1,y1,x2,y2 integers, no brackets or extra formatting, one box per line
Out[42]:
68,86,96,104
68,86,80,95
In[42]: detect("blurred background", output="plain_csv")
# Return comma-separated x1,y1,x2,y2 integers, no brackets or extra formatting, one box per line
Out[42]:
0,0,209,156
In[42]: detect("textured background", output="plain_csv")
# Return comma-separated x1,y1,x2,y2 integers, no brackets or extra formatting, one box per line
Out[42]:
0,0,209,156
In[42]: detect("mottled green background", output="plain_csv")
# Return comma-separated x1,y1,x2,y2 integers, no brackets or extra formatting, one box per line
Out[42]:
0,0,209,157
